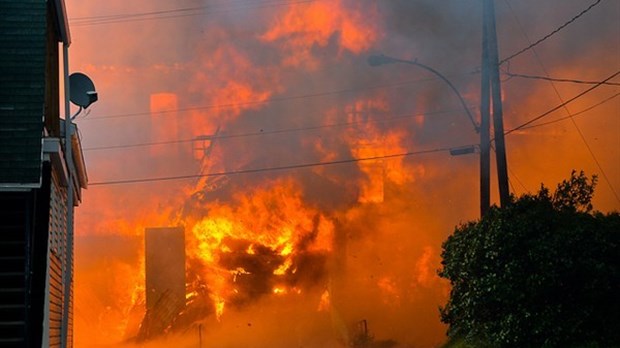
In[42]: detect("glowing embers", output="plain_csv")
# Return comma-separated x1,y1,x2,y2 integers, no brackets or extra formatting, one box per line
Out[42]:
188,179,334,319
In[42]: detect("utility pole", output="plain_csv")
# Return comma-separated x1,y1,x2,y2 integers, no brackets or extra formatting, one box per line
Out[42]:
482,0,510,210
480,9,491,217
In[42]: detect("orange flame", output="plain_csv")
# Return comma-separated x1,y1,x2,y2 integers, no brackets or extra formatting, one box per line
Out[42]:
261,0,379,67
186,179,334,318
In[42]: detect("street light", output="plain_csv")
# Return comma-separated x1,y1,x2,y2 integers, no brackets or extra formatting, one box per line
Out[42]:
368,54,478,133
368,54,490,216
449,145,477,156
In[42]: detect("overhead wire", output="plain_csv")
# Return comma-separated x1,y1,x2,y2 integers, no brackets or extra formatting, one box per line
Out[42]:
490,143,529,193
88,145,462,186
508,166,527,193
70,0,317,27
499,0,603,65
82,75,469,121
82,108,462,152
85,89,618,187
503,0,620,204
503,71,620,86
83,89,617,153
518,92,620,131
76,0,617,194
504,70,620,136
75,0,611,123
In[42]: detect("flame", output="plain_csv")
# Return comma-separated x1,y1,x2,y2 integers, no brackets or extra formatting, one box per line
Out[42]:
186,179,334,319
414,246,436,287
71,0,619,346
343,97,417,203
187,39,280,134
261,0,379,67
214,295,225,321
273,258,292,275
317,289,331,312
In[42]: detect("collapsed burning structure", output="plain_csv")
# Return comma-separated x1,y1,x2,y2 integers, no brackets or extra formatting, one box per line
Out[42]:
112,95,437,346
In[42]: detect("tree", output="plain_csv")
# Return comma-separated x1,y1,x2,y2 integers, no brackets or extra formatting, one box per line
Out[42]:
439,171,620,347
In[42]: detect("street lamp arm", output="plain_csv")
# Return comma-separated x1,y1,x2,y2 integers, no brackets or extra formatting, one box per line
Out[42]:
368,54,479,133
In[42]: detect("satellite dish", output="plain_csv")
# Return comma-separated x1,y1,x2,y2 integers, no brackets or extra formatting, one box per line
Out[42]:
69,72,98,109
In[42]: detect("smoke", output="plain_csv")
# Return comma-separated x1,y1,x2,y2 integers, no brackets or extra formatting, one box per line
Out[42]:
68,0,619,346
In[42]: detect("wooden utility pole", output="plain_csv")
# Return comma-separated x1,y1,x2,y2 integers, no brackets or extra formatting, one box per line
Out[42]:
480,9,491,217
482,0,510,211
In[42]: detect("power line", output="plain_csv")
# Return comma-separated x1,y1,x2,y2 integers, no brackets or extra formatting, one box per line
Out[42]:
503,0,620,204
490,143,528,194
503,72,620,86
82,76,467,121
71,5,206,22
84,78,620,185
70,0,317,27
508,166,528,193
88,145,460,186
519,92,620,131
504,70,620,136
499,0,603,65
82,108,461,152
69,0,276,21
85,91,619,186
84,90,620,188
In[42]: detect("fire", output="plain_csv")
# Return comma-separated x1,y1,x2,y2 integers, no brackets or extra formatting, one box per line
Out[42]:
273,258,292,275
214,296,225,321
343,97,417,203
317,290,331,312
210,80,272,119
186,179,334,318
261,0,379,67
187,40,280,135
73,0,620,346
193,217,233,263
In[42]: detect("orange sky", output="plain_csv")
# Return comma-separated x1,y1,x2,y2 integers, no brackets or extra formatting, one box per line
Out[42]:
65,0,619,347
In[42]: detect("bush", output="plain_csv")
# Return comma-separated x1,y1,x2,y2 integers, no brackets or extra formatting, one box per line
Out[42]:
439,171,620,347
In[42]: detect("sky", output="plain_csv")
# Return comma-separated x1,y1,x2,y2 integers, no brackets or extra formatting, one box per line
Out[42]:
63,0,619,347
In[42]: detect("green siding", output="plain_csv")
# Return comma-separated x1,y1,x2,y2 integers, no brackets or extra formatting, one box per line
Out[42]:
0,0,47,184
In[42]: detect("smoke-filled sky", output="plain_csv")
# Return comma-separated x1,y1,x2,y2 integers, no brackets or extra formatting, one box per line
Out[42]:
65,0,619,347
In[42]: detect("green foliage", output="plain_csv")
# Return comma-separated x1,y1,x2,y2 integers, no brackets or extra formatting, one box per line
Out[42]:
439,172,620,347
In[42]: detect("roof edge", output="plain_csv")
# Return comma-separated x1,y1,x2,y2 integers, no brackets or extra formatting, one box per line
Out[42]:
54,0,71,45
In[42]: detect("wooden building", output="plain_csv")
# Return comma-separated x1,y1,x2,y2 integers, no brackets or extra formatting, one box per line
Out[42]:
0,1,86,347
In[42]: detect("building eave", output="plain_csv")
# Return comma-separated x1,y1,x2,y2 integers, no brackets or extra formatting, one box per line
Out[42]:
54,0,71,45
